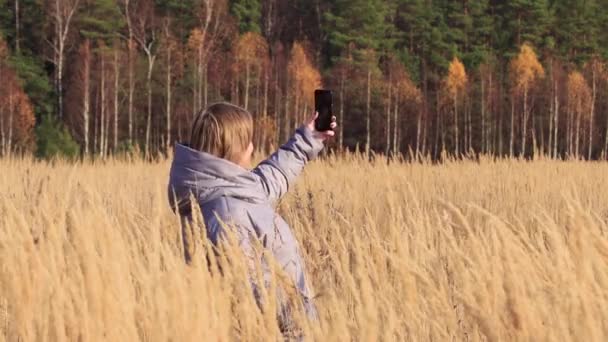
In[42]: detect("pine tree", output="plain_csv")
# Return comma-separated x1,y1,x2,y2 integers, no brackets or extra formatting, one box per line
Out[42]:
465,0,494,69
0,0,48,54
8,51,55,121
552,0,601,65
494,0,550,57
0,0,12,38
324,0,394,154
35,114,79,158
78,0,123,42
231,0,261,33
396,0,451,157
325,0,393,57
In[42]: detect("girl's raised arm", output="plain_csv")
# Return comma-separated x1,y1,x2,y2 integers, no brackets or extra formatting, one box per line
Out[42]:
252,113,336,204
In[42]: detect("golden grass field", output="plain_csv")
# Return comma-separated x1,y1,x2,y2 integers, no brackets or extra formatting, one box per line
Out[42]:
1,155,608,341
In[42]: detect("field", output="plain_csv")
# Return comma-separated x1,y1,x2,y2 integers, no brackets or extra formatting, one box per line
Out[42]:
1,155,608,341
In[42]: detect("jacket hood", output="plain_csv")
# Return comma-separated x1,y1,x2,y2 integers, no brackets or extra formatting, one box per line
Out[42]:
168,143,267,211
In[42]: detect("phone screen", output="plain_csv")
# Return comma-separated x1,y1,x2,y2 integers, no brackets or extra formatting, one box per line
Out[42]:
314,89,333,131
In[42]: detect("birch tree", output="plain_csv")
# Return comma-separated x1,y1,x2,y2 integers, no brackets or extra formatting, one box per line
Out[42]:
566,71,591,159
235,31,268,112
48,0,81,119
444,57,467,156
128,0,159,156
510,43,544,158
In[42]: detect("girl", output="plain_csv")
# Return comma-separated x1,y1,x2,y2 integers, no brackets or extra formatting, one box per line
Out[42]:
168,102,336,323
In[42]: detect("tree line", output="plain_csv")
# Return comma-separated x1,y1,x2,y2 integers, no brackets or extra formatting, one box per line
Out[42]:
2,0,608,159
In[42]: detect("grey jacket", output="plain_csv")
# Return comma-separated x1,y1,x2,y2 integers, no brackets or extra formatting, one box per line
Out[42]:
168,126,324,319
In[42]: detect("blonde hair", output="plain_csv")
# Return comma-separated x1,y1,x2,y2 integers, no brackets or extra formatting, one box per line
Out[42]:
189,102,253,163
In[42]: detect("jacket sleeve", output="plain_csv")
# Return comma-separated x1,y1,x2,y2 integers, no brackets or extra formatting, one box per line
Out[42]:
252,126,325,204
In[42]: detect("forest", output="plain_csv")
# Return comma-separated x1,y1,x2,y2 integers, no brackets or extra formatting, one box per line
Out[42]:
1,0,608,159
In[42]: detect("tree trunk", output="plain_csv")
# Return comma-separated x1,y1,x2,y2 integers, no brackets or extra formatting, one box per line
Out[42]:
274,66,280,144
339,73,345,149
393,94,399,155
386,80,392,156
166,40,172,152
0,87,5,155
521,87,528,158
7,87,13,155
566,107,571,156
57,36,65,119
263,65,269,118
575,104,581,159
396,99,401,153
465,95,469,153
605,106,608,159
416,106,423,158
145,53,155,157
93,87,98,155
434,95,440,158
128,38,134,145
481,72,486,154
284,89,290,140
204,63,208,108
548,70,554,157
553,79,559,158
53,0,79,119
422,106,428,156
303,103,308,131
510,96,515,157
463,96,468,154
441,107,446,155
365,68,371,156
15,0,20,52
100,51,106,158
532,119,538,157
589,68,596,160
193,83,198,118
0,66,4,155
467,95,472,153
604,96,608,159
293,92,299,130
255,66,260,115
498,84,504,155
489,72,494,154
235,69,240,106
83,40,91,155
198,43,203,110
0,107,4,156
113,48,119,151
566,107,571,157
454,93,459,156
124,1,134,145
244,62,250,111
104,93,110,156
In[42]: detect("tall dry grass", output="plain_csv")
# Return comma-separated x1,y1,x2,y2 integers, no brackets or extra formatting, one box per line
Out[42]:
1,155,608,341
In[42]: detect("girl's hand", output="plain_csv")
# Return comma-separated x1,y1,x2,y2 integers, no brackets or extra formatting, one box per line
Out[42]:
305,112,337,141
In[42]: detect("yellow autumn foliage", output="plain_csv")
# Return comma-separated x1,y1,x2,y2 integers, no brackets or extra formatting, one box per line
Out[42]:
446,57,467,98
510,43,545,93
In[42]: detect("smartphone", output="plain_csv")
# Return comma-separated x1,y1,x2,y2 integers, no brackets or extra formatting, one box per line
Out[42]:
314,89,333,131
